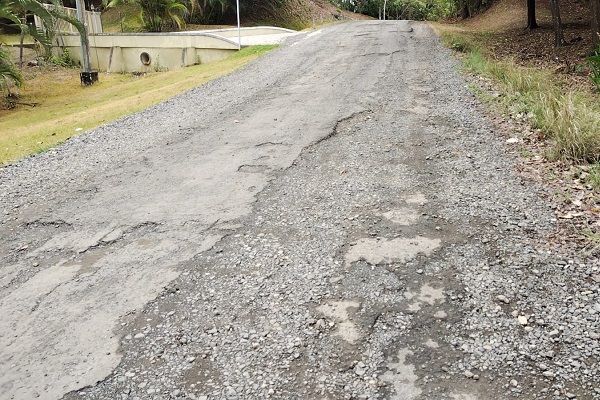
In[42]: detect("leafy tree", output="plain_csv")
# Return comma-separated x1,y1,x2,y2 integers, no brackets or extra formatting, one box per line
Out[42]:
329,0,457,20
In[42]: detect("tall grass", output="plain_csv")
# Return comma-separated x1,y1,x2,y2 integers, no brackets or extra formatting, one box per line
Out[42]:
441,31,600,162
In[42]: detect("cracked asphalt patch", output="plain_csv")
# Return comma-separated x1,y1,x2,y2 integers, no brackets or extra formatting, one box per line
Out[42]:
1,20,599,400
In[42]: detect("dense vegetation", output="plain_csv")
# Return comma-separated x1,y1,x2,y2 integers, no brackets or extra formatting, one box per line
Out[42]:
328,0,489,21
100,0,496,32
103,0,304,31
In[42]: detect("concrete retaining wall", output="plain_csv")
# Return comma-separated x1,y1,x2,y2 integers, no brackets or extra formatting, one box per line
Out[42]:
55,32,239,73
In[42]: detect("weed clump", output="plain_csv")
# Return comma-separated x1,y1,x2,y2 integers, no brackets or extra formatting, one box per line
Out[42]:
50,48,78,68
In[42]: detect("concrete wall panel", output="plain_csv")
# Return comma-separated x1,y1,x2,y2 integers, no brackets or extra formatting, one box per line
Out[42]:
55,33,240,73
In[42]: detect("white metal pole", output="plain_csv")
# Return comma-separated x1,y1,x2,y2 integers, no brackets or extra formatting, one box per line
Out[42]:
236,0,241,50
75,0,91,72
383,0,387,20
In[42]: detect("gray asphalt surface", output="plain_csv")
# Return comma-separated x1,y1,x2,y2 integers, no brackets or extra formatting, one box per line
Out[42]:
1,21,599,400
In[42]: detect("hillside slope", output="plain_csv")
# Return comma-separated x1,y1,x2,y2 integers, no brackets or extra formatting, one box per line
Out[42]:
102,0,371,33
243,0,372,30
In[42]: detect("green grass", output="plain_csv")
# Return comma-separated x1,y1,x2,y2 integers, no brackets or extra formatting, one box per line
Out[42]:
583,230,600,256
439,30,600,163
586,164,600,189
0,45,277,165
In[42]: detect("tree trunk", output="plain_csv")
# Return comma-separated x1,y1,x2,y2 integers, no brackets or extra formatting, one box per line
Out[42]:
527,0,538,29
459,0,469,19
549,0,566,47
592,0,600,50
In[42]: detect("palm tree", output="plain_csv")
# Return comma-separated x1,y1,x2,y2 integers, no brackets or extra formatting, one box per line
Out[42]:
106,0,190,32
1,0,83,51
0,47,23,96
0,0,84,98
192,0,233,24
139,0,189,31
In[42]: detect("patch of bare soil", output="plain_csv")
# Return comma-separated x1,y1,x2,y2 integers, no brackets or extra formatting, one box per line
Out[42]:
279,0,372,22
245,0,372,27
463,0,527,31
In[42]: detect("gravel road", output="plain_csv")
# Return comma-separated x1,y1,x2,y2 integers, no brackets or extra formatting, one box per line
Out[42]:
1,21,599,400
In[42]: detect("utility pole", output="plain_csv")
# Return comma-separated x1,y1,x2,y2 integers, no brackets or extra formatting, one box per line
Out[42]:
383,0,387,20
75,0,96,85
236,0,241,50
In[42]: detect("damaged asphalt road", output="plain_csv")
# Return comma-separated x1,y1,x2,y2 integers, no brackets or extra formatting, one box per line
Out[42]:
1,21,600,400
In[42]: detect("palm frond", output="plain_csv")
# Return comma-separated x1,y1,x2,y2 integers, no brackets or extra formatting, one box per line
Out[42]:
0,47,23,90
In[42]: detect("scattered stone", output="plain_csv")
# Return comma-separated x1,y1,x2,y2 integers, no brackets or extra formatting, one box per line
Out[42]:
496,295,509,304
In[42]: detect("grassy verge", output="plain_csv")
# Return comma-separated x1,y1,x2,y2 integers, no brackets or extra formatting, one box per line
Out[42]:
0,45,277,166
435,26,600,163
0,34,35,45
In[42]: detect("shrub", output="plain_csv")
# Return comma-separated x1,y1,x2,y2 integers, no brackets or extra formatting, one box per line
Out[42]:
50,48,78,67
586,44,600,91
